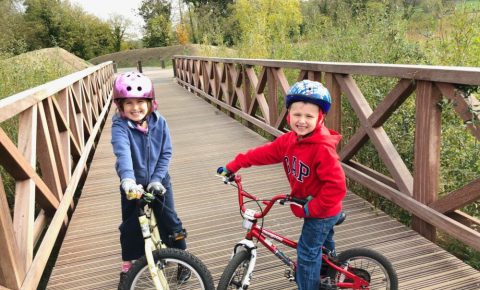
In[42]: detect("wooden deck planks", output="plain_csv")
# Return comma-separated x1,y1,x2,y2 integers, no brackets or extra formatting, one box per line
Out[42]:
46,68,480,290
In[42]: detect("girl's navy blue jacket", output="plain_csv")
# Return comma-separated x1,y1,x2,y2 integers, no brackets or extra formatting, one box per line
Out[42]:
111,111,172,186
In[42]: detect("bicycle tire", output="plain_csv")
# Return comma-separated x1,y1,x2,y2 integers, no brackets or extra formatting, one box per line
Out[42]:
325,248,398,290
216,249,252,290
122,248,215,290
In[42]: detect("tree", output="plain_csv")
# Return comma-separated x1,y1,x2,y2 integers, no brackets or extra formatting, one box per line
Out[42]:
138,0,172,47
183,0,233,16
0,0,28,56
182,0,235,45
23,0,115,59
108,14,132,52
233,0,302,58
176,23,189,45
143,14,172,47
23,0,64,49
139,0,171,22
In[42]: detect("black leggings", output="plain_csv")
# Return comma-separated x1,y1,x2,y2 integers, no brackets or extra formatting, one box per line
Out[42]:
119,174,187,261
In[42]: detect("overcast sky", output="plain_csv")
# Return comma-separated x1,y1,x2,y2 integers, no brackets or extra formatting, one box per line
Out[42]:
69,0,145,38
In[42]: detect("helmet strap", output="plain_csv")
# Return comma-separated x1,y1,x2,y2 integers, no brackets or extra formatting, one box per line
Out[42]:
135,116,148,126
316,114,324,128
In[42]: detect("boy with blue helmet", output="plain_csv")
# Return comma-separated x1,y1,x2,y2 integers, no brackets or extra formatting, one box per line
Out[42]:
219,80,346,290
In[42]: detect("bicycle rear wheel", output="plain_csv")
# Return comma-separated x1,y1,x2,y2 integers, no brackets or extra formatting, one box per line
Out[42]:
122,248,215,290
325,248,398,290
216,249,252,290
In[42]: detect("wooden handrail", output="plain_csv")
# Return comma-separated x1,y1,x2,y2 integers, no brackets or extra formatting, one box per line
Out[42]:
174,55,480,85
172,55,480,252
0,62,114,289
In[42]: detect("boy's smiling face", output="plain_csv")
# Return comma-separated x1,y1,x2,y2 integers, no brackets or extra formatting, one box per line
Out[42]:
288,102,322,137
122,98,150,122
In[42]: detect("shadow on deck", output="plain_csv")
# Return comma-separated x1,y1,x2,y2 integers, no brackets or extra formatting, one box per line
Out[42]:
45,68,480,290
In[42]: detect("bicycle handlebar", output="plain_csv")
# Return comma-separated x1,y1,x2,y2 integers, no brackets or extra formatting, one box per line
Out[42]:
222,174,307,219
126,189,161,203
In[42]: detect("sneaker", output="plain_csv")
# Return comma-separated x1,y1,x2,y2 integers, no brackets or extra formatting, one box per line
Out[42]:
118,272,128,290
177,264,191,284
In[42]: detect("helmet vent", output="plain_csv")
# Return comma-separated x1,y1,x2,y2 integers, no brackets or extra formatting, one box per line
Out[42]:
126,86,132,91
137,86,142,91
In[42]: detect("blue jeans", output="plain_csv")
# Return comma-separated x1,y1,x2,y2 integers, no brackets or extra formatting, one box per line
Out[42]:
119,174,186,261
296,213,341,290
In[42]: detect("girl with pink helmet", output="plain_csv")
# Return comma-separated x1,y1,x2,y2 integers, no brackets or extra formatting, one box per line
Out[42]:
111,72,190,288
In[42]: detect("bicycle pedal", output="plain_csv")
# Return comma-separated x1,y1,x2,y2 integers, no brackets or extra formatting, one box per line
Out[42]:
284,269,295,281
319,277,337,290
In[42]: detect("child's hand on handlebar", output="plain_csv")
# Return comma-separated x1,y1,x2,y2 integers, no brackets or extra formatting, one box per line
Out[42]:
217,166,235,183
217,166,233,177
147,181,166,196
121,178,138,193
125,185,144,200
304,195,313,217
122,179,145,200
142,192,155,203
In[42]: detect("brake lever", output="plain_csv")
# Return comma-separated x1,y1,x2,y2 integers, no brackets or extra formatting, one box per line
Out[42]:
282,195,307,206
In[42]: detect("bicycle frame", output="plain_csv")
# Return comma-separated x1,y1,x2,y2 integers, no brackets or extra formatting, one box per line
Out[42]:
227,175,369,289
137,199,169,290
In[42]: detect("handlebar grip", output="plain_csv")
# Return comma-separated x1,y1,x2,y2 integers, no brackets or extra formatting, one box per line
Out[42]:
126,191,141,200
222,174,236,183
291,196,307,206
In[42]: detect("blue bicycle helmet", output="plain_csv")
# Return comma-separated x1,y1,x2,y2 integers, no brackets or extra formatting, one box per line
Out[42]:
285,80,331,113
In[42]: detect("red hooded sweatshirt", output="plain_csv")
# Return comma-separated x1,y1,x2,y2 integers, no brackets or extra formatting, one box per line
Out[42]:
226,125,346,219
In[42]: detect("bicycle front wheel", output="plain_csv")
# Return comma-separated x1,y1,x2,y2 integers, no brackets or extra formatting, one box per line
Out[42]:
326,248,398,290
122,248,215,290
217,249,252,290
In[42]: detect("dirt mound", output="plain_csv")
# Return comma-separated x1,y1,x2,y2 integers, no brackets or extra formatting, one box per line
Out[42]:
89,44,237,68
8,47,92,71
0,47,92,99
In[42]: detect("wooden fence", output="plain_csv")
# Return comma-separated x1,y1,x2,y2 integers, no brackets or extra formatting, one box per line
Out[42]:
0,62,114,289
172,56,480,253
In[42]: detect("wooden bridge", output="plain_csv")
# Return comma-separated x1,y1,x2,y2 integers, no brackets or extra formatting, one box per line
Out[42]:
0,57,479,290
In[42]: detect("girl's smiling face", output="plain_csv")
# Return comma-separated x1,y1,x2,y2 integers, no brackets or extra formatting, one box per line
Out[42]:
288,102,322,137
122,98,150,122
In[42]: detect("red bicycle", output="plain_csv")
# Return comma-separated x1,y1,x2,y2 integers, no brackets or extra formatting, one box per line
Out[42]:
216,174,398,290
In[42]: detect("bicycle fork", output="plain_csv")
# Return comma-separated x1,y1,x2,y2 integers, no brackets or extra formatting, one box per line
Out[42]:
139,215,169,290
232,239,258,289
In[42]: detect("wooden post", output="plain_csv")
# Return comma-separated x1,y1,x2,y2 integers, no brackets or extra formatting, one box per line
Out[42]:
412,81,442,242
0,175,25,289
137,61,143,73
325,73,342,136
113,62,117,73
267,68,278,126
161,60,165,69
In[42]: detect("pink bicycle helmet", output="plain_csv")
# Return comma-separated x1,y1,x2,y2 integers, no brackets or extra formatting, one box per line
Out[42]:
113,72,157,113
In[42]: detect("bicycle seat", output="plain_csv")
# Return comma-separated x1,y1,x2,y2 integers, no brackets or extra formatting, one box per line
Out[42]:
336,211,346,225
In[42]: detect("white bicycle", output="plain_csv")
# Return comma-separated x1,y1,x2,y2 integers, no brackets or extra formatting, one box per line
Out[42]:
120,190,215,290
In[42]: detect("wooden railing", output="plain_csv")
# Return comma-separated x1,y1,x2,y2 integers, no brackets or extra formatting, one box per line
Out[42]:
173,56,480,252
0,62,114,289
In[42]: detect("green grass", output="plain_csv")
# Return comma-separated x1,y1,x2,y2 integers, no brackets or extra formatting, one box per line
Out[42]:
0,47,91,100
458,0,480,12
